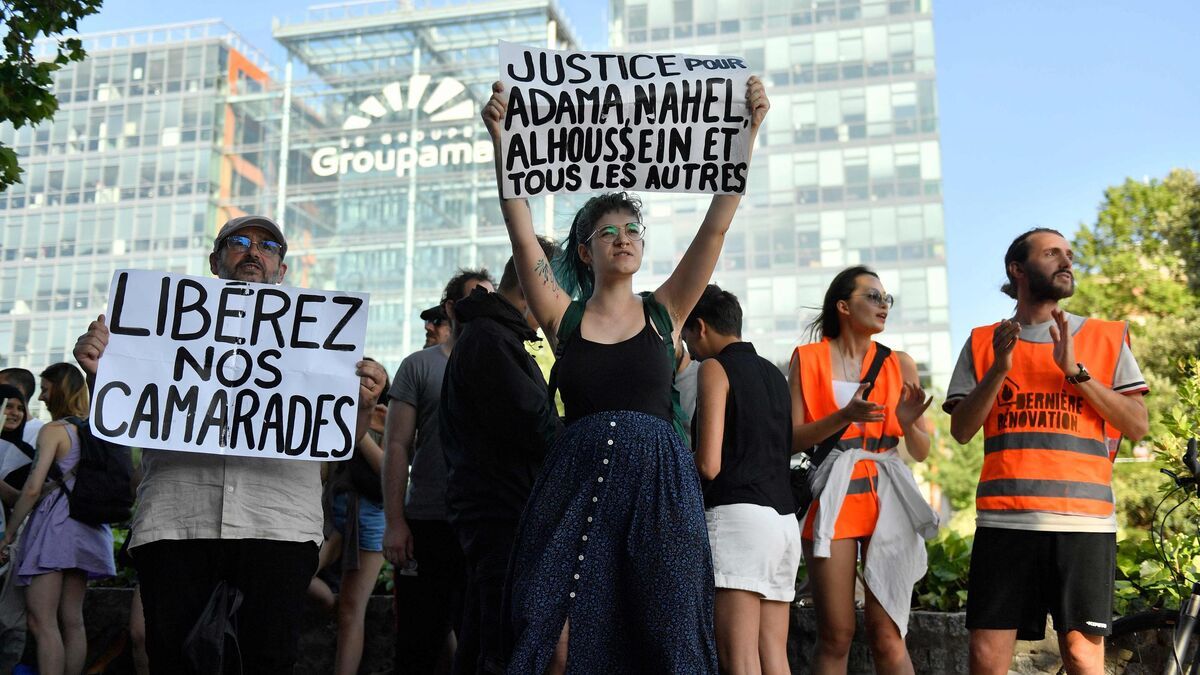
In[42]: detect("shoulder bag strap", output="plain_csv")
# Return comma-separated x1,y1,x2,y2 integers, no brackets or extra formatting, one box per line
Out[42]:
809,343,893,468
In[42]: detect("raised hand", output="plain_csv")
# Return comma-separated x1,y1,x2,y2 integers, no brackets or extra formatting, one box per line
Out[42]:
896,381,933,428
746,76,769,132
481,81,506,142
839,381,887,425
73,314,109,377
356,359,388,408
991,318,1020,373
1048,307,1077,377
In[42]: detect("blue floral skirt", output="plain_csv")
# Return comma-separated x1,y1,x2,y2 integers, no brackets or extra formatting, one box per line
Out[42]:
505,410,717,674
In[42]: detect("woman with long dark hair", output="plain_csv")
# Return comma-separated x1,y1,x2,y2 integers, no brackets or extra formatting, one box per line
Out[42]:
481,77,769,674
2,363,114,675
790,266,938,675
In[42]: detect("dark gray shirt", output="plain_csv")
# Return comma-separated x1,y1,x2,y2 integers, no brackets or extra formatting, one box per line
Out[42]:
389,345,449,521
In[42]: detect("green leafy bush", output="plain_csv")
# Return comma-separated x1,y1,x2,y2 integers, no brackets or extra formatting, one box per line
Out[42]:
1115,532,1200,615
912,530,973,612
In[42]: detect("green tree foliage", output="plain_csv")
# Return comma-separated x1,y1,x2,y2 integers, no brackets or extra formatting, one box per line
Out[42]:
1069,169,1200,431
0,0,102,191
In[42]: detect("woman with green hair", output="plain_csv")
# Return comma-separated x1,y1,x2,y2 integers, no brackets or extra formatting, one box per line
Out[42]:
481,76,770,674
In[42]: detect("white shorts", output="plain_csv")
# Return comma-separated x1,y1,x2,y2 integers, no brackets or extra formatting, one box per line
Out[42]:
705,502,803,602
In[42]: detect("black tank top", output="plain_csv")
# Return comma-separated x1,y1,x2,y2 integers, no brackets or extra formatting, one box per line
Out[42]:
556,302,674,425
702,342,795,515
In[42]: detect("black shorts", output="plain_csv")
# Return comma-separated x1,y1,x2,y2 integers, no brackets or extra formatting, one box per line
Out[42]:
966,527,1115,641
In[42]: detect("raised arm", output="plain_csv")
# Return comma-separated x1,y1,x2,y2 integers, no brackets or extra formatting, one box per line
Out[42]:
482,81,570,341
654,76,770,328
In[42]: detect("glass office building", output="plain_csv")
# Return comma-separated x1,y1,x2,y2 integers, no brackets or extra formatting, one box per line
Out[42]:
1,0,951,386
610,0,951,386
0,20,273,371
228,0,579,366
0,2,578,374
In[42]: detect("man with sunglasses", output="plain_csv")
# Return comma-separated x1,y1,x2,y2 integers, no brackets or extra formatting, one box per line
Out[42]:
421,305,451,348
71,215,388,674
944,227,1149,675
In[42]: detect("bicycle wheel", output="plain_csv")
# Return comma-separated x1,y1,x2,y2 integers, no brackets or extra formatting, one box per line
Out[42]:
1109,610,1192,674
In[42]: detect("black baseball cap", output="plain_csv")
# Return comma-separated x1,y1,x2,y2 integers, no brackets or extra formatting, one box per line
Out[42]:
419,305,447,323
213,215,289,258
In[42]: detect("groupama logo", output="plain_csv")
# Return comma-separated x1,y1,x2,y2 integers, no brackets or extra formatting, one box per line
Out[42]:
341,75,475,130
310,75,493,179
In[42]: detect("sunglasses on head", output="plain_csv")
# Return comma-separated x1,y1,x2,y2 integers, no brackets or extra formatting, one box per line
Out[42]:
223,234,284,258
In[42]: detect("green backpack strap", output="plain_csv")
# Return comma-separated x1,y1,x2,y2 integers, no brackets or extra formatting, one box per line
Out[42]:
638,292,690,446
547,300,586,406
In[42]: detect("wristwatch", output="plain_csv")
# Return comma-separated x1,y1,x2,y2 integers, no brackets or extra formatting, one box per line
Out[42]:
1066,362,1091,385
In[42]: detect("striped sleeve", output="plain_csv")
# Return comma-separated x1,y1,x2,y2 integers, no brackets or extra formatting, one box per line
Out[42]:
942,339,977,413
1112,341,1148,395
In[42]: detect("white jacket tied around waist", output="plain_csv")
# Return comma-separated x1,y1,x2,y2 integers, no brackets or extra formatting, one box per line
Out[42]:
809,448,940,636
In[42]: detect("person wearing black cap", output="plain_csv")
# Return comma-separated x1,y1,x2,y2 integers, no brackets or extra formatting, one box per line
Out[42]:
421,304,451,348
383,267,495,674
70,215,389,674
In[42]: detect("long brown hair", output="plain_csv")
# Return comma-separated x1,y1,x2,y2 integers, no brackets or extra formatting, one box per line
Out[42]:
39,362,89,420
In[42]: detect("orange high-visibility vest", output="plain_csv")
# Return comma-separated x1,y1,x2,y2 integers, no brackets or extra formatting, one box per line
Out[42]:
793,339,905,452
970,318,1128,518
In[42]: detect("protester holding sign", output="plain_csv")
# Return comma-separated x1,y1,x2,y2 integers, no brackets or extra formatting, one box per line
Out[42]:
790,266,937,674
70,215,387,674
2,363,114,675
482,61,768,672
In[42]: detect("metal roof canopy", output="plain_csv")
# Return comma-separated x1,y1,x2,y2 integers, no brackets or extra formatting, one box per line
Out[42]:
273,0,578,76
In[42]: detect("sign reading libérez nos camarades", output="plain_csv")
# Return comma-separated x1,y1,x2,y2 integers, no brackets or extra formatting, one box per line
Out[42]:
92,270,369,461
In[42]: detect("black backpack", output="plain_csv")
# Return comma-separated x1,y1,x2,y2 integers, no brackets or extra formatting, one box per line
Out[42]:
50,416,135,526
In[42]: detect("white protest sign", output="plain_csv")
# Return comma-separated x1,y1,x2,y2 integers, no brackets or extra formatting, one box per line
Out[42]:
92,270,369,461
499,41,752,198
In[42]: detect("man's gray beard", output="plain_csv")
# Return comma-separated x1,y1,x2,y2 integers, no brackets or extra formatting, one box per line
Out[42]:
218,262,280,284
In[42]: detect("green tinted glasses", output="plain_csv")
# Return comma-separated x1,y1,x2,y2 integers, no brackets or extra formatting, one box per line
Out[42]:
585,222,647,244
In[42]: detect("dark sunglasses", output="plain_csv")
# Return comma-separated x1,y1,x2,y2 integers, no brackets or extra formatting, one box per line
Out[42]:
223,234,284,258
856,289,895,308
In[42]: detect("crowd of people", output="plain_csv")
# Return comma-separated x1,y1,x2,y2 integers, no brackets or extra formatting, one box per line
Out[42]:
0,75,1150,675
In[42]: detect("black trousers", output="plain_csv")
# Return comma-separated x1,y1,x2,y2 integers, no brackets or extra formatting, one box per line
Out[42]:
133,538,318,675
453,519,519,675
394,519,466,675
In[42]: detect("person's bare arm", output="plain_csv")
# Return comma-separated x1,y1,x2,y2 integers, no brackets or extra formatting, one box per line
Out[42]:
1048,308,1149,441
482,82,570,339
948,320,1019,444
895,351,933,462
694,359,729,481
0,482,20,508
655,77,770,330
3,423,68,547
789,352,884,452
381,402,417,566
358,432,384,475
